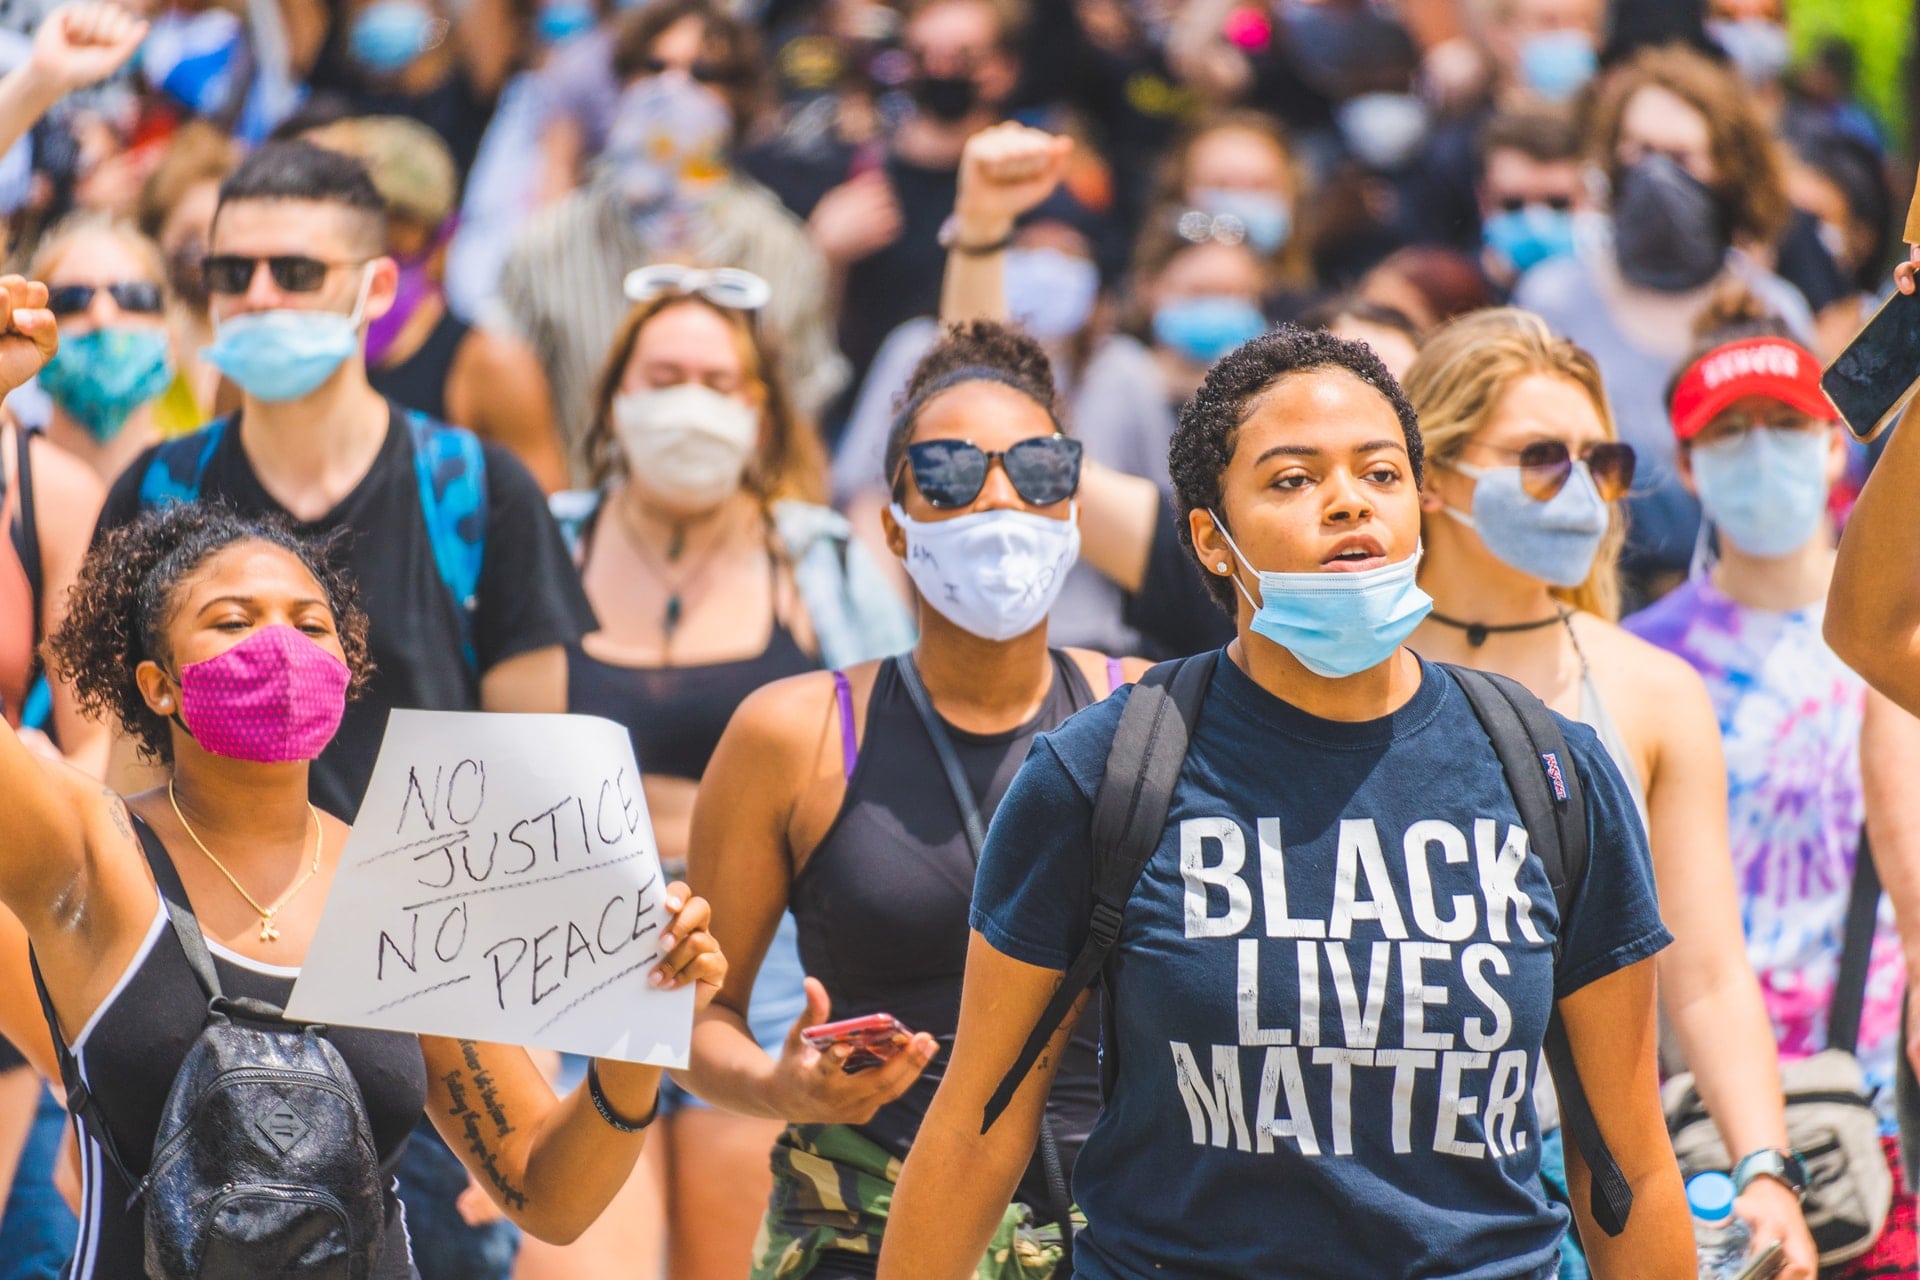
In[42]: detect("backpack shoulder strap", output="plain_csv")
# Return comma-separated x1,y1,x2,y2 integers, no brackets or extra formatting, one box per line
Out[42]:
138,417,231,509
405,411,488,674
1443,663,1630,1239
981,652,1214,1132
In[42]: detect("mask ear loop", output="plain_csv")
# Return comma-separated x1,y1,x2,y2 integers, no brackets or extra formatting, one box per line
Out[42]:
347,262,377,329
1207,510,1262,611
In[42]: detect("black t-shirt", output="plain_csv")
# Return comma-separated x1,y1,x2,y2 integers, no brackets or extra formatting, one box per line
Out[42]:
837,153,960,395
97,403,595,819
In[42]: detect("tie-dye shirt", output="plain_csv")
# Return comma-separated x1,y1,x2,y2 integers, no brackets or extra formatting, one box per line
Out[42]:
1628,576,1904,1127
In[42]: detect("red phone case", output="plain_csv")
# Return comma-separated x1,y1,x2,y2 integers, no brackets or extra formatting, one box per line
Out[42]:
801,1014,912,1073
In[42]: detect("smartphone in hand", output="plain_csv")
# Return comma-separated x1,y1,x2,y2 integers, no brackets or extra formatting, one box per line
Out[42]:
801,1014,913,1074
1735,1240,1785,1280
1824,287,1920,442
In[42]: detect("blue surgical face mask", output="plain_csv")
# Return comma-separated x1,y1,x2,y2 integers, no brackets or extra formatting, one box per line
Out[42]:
1443,458,1610,587
1212,514,1433,678
1005,247,1100,341
1153,296,1267,366
1691,427,1831,558
350,0,435,75
536,0,597,45
38,326,174,442
1483,203,1576,276
1191,187,1293,256
1518,29,1598,102
1708,19,1792,87
203,270,372,403
1334,93,1429,172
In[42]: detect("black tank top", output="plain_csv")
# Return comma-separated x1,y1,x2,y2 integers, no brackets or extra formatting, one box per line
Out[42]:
792,651,1106,1210
566,621,815,783
368,310,468,423
58,819,426,1279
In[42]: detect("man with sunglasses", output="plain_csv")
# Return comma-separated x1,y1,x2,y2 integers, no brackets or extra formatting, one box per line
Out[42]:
94,140,593,818
1477,104,1586,294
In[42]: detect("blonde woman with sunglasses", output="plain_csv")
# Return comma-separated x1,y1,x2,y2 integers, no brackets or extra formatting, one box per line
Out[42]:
1405,308,1816,1280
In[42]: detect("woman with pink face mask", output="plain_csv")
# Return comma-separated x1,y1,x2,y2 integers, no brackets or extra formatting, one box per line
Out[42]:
0,272,727,1280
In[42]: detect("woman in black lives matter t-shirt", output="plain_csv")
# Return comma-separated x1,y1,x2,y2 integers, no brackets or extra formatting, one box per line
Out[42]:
878,327,1696,1279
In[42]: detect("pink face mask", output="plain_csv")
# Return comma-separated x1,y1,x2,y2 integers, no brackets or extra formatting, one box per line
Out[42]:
178,625,350,763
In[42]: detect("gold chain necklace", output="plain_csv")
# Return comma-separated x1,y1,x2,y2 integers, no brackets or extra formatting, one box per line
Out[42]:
168,781,324,943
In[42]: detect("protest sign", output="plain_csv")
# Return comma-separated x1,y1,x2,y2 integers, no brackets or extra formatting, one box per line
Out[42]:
287,710,692,1066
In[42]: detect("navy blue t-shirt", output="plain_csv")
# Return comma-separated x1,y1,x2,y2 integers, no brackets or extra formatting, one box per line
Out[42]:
971,651,1670,1280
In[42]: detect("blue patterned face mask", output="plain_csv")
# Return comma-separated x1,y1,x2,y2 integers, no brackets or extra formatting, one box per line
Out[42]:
38,327,174,442
1212,514,1433,677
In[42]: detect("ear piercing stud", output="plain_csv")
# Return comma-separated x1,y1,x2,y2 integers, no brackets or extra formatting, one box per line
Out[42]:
1216,562,1229,573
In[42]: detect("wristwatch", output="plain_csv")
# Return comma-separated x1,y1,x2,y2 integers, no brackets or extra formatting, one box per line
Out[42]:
937,215,1015,256
1732,1148,1810,1202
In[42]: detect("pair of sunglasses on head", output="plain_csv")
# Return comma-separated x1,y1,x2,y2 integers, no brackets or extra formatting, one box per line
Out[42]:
1468,439,1638,502
898,436,1083,509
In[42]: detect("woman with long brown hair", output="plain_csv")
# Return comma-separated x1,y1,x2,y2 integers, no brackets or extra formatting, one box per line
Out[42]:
547,264,911,1280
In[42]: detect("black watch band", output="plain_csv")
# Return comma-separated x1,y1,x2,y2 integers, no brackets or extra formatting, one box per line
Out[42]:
937,215,1015,256
1732,1147,1809,1202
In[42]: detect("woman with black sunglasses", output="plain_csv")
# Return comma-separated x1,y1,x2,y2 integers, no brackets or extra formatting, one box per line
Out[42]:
683,320,1145,1279
25,215,183,486
1405,308,1817,1280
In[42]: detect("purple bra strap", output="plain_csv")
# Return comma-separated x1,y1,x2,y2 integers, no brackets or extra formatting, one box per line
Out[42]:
1106,656,1124,695
832,670,858,779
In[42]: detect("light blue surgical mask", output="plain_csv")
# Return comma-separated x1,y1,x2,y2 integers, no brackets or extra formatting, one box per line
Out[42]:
37,326,174,442
1444,459,1610,587
1153,297,1267,366
1519,30,1598,102
1191,187,1293,256
350,0,434,75
203,270,372,403
1334,93,1429,172
1691,428,1831,558
1004,247,1100,341
536,0,596,45
1708,19,1792,87
1483,204,1576,276
1212,514,1432,678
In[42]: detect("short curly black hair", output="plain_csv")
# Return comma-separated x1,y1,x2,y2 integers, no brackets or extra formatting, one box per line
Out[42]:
1169,325,1425,612
46,504,373,764
884,319,1063,498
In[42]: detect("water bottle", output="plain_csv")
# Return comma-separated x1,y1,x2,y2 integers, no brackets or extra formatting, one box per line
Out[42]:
1687,1171,1752,1279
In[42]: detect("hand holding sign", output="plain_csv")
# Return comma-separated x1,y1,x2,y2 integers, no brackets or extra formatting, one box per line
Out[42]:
288,711,709,1066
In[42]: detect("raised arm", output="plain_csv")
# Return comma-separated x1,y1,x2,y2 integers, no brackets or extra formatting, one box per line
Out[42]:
684,672,934,1122
1828,416,1920,713
27,434,109,778
939,123,1073,327
878,933,1088,1280
1556,957,1695,1278
0,3,144,160
420,887,724,1243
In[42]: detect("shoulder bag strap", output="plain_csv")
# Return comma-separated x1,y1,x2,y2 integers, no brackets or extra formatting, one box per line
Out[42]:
894,652,987,862
1444,664,1630,1239
1829,830,1882,1057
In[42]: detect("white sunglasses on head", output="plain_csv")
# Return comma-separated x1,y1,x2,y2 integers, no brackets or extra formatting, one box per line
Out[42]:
622,264,771,311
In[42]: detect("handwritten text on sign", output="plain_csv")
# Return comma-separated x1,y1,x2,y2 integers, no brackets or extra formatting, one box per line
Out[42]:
287,711,693,1066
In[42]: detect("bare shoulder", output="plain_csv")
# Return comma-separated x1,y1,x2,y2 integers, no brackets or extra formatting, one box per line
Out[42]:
1061,647,1153,696
1569,613,1715,730
726,662,881,760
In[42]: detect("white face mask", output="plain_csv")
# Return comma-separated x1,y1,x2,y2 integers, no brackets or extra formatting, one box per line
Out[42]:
889,503,1081,642
613,382,759,510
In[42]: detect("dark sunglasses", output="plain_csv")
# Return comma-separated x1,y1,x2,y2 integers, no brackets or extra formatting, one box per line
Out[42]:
1464,439,1637,502
1494,195,1573,214
47,281,164,317
900,436,1083,509
641,55,742,84
203,255,362,296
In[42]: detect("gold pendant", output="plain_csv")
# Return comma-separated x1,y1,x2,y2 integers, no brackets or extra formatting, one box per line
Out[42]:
259,916,280,943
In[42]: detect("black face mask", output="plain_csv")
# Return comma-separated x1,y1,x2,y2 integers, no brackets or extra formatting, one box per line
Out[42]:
1611,154,1732,292
910,73,980,124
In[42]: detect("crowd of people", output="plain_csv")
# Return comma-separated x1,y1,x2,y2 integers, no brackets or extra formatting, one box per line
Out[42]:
0,0,1912,1277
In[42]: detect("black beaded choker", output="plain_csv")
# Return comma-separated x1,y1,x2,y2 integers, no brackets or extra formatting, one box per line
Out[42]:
1428,608,1570,648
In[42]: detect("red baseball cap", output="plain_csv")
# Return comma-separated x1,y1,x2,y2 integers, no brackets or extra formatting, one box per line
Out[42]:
1669,336,1838,442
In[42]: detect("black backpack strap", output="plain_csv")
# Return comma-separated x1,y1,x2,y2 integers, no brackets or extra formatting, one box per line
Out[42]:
1444,664,1631,1239
982,653,1213,1133
1828,830,1882,1056
131,816,226,1006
